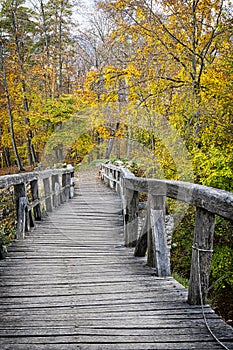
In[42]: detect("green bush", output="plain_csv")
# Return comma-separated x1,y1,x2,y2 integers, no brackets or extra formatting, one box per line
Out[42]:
210,245,233,292
171,208,233,322
170,207,195,278
0,189,17,252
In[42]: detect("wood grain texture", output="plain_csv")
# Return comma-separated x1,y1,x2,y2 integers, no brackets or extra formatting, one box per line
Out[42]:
0,168,74,190
101,163,233,306
0,168,232,350
188,207,215,305
123,177,233,220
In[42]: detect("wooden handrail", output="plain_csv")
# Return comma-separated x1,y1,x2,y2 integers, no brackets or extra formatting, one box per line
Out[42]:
100,163,233,306
0,166,74,256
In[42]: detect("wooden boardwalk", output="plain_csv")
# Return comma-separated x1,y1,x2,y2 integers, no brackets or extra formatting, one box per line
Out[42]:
0,170,232,350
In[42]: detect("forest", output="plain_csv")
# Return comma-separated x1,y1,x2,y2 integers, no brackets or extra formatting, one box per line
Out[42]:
0,0,233,324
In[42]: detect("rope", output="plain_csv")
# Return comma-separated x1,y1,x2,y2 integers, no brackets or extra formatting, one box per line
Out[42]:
194,244,230,350
192,244,213,253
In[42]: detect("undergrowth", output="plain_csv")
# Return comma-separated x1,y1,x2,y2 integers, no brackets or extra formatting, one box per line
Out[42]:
0,189,17,256
171,207,233,324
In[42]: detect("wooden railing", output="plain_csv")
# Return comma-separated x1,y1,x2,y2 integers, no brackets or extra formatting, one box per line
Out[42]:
0,166,74,257
100,163,233,306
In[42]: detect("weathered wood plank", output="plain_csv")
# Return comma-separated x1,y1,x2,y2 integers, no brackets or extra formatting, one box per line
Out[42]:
0,344,231,350
134,211,149,257
188,207,215,305
0,331,231,343
124,176,233,220
123,188,139,247
147,194,170,276
0,168,74,190
0,170,232,350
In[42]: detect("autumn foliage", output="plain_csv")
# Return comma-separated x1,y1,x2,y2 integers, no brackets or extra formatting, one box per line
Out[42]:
0,0,232,323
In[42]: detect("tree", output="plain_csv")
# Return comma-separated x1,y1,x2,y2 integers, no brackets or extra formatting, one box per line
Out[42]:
34,0,77,96
98,0,232,127
0,38,23,171
0,0,38,165
0,0,84,168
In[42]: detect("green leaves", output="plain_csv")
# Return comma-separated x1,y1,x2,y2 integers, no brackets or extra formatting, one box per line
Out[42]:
211,246,233,290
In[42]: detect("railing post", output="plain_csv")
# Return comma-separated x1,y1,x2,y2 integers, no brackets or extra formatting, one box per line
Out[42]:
52,174,61,208
0,168,76,254
124,187,139,247
101,165,107,184
14,183,28,239
0,236,6,259
109,169,114,189
107,167,111,187
100,164,104,181
43,177,52,212
69,171,74,198
188,207,215,305
66,172,71,200
116,170,121,195
61,173,67,203
113,169,116,190
30,179,42,221
134,210,149,257
147,194,170,277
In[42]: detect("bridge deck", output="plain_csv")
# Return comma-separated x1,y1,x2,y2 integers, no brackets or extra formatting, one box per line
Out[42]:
0,170,232,350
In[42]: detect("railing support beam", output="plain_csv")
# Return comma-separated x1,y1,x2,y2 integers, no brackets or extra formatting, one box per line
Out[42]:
124,188,139,247
30,179,42,221
100,163,233,297
0,166,74,259
148,194,170,277
43,177,52,212
134,211,149,257
188,207,215,305
52,174,60,208
14,183,28,239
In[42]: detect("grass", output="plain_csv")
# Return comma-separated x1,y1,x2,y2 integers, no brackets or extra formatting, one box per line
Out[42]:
172,272,189,289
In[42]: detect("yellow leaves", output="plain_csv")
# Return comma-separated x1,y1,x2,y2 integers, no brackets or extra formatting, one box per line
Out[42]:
108,0,126,10
135,6,146,22
101,0,135,11
124,63,140,79
79,70,100,106
96,125,110,139
59,0,233,193
84,70,99,92
103,65,118,89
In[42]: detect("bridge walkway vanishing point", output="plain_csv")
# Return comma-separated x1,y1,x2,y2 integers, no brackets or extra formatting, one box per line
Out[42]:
0,169,232,350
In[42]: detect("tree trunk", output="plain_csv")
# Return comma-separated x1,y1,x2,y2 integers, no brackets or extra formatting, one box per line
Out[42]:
0,42,24,172
58,4,63,96
11,10,36,166
39,0,52,98
3,147,11,167
105,122,120,159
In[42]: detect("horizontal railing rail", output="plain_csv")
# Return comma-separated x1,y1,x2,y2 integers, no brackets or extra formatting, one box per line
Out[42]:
100,163,233,306
0,166,74,258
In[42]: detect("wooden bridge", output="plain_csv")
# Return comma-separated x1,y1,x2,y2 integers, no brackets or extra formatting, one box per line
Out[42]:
0,164,232,349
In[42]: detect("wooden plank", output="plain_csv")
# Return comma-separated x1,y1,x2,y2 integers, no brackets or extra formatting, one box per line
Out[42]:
147,194,170,276
0,344,231,350
0,306,218,319
134,211,149,257
124,176,233,220
0,168,74,190
0,331,230,343
124,188,139,247
188,207,215,305
0,170,232,350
